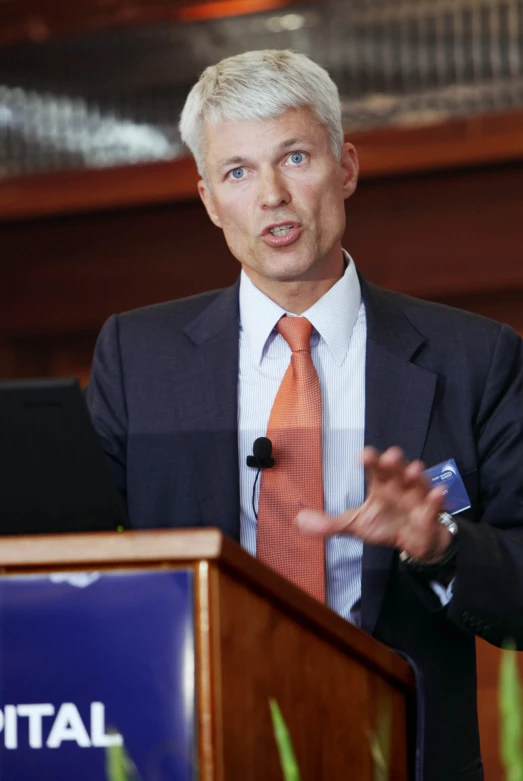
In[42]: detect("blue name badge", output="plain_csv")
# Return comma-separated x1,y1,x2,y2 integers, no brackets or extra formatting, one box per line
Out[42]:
422,458,471,515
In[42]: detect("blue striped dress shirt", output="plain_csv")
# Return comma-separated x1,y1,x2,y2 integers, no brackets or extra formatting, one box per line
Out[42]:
238,253,366,625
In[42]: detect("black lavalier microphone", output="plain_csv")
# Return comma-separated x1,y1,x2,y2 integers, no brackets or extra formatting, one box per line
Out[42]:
247,437,274,519
246,436,275,469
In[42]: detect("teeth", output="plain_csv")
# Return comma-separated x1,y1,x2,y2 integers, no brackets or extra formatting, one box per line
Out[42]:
269,225,293,236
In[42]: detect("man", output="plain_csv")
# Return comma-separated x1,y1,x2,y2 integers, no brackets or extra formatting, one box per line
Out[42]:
87,50,523,780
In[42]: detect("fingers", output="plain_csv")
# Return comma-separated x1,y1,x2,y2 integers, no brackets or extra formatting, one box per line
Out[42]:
404,458,427,486
295,508,358,537
362,446,427,490
362,447,429,517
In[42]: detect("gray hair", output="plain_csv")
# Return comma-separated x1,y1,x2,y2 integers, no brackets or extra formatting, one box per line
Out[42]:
179,49,344,178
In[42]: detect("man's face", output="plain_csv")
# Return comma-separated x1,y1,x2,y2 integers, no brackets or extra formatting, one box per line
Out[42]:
198,107,358,289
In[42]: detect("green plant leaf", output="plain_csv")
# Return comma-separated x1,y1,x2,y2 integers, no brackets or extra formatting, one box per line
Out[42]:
367,691,391,781
105,744,129,781
499,639,523,781
368,729,387,772
105,740,142,781
269,698,302,781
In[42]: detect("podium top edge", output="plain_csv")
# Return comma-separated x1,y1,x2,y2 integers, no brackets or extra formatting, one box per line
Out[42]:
0,527,226,568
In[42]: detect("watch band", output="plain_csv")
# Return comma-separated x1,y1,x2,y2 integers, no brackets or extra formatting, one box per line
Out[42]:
399,512,459,579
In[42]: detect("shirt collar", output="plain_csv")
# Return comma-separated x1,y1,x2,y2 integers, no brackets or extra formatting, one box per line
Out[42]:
239,250,361,367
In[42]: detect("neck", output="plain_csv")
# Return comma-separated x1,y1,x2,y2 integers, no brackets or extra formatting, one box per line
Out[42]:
243,259,345,314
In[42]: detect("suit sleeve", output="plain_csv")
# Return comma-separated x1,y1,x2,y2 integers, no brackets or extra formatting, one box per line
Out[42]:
86,314,128,500
445,323,523,648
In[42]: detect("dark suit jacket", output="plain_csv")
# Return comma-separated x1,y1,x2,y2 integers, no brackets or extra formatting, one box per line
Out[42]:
87,275,523,781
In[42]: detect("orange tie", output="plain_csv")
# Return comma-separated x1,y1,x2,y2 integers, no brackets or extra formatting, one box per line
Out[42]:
257,316,326,602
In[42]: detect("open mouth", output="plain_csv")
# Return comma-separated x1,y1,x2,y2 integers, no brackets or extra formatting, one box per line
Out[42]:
261,222,302,247
269,224,294,237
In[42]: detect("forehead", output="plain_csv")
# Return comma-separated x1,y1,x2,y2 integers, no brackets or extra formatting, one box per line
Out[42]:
203,107,329,168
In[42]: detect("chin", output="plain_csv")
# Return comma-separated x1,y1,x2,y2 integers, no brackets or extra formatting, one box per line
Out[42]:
262,264,314,283
261,252,317,279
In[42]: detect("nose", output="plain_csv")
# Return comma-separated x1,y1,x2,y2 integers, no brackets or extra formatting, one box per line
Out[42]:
258,166,291,210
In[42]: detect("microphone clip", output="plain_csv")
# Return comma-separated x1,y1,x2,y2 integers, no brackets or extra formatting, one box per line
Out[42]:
246,454,274,469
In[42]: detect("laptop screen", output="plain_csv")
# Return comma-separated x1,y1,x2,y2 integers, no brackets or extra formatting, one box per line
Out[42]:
0,378,128,535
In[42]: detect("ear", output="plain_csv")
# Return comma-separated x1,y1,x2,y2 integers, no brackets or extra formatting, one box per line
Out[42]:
198,179,223,229
340,142,359,200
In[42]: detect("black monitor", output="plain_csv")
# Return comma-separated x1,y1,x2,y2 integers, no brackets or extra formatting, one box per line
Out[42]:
0,378,128,535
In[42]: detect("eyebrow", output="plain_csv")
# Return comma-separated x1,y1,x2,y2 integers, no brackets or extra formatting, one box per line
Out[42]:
217,137,313,171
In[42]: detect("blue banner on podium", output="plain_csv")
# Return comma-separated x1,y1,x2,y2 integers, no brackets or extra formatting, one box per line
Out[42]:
0,569,196,780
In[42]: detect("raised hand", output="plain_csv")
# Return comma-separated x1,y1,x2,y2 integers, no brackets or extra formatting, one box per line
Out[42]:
295,446,452,563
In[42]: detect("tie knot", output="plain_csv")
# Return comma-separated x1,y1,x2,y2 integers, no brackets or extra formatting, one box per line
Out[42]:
277,316,313,353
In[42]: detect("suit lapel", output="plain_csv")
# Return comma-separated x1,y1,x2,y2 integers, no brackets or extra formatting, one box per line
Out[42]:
177,282,241,542
359,279,438,635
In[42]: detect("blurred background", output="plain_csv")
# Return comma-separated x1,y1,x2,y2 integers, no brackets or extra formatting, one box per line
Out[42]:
1,0,523,775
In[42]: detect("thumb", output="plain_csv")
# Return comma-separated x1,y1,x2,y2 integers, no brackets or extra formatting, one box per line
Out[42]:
295,509,356,537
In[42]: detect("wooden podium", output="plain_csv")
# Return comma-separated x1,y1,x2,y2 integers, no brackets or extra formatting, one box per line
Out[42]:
0,529,416,780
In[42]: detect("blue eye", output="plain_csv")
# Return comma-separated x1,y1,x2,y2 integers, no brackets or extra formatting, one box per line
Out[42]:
289,152,305,165
230,168,245,180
